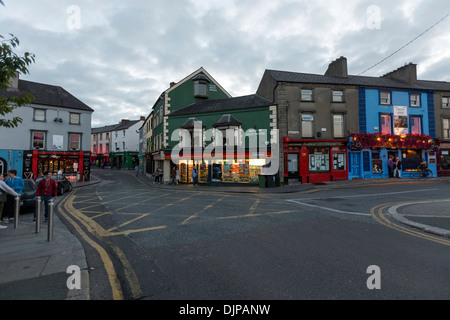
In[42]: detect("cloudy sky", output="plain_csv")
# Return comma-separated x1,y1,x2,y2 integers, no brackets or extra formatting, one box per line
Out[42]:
1,0,449,127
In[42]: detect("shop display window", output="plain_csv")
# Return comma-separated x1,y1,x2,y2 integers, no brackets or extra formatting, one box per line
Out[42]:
309,147,330,172
440,150,450,170
402,149,422,171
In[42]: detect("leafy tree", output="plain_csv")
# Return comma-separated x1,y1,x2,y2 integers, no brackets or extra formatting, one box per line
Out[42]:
0,34,35,128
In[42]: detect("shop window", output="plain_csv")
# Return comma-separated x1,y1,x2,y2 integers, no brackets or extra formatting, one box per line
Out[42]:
410,116,422,135
69,133,81,150
309,147,330,172
443,119,450,139
403,150,422,171
34,109,46,122
301,114,314,138
287,154,299,173
440,150,450,170
410,94,421,107
380,114,392,134
32,131,45,150
333,153,346,171
371,152,383,174
333,114,344,138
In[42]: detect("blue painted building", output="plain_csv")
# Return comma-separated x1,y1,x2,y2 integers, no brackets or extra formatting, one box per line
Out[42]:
349,63,438,180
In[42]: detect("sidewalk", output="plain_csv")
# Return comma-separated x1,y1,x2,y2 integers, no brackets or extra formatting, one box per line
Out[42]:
0,177,100,300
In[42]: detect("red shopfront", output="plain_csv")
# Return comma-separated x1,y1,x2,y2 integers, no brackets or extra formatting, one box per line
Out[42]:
23,150,90,182
283,137,349,184
438,142,450,176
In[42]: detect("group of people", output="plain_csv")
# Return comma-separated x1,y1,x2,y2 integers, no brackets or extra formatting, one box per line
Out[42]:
154,166,199,186
388,155,402,178
0,169,58,230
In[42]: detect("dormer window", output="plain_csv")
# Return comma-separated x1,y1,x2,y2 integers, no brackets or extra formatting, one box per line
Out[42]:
192,74,210,98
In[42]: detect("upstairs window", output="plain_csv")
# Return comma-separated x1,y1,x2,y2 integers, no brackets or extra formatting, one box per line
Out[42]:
410,116,422,135
380,114,392,134
333,114,344,138
380,92,391,105
301,89,313,101
332,90,344,102
443,119,450,139
69,133,81,150
70,113,80,124
32,131,45,150
193,74,210,99
301,114,314,138
443,96,450,108
410,94,421,107
34,109,46,122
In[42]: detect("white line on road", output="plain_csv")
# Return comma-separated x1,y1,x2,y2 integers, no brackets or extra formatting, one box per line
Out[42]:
287,199,371,217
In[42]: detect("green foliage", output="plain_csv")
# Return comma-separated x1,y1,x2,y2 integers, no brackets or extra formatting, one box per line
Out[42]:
0,34,35,128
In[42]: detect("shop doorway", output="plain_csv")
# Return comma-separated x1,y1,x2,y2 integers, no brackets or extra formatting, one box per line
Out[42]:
349,152,361,178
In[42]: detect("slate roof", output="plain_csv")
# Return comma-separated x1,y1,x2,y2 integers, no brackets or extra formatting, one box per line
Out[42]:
91,120,141,133
169,94,273,117
2,79,93,112
213,114,242,127
265,69,450,91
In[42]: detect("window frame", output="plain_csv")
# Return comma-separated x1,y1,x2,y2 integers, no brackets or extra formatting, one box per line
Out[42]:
333,114,345,138
69,112,81,125
379,113,393,135
442,96,450,108
443,118,450,140
409,94,421,108
301,89,313,102
194,80,209,98
380,91,392,105
69,133,82,151
301,113,314,138
32,131,46,150
410,115,423,135
33,108,46,122
332,90,344,103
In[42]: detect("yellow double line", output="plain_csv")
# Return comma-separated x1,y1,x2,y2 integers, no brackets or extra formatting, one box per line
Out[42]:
371,203,450,247
57,189,143,300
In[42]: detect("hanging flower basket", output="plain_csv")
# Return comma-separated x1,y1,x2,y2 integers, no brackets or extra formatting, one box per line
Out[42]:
349,133,440,152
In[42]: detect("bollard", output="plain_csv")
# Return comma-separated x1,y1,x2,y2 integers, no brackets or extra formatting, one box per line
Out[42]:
35,196,41,234
47,199,54,242
14,196,20,229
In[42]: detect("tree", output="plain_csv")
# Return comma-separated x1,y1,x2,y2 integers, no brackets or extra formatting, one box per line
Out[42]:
0,34,35,128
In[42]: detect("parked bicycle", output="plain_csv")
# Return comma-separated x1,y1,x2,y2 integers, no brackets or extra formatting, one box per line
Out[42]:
410,161,433,178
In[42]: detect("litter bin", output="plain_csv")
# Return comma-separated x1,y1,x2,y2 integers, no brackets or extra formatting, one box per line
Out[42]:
258,175,266,188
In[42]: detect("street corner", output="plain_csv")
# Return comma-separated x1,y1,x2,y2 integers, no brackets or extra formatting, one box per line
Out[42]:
387,199,450,238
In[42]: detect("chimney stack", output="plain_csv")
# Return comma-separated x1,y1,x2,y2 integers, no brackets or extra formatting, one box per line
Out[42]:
7,71,19,91
121,119,130,125
140,116,145,121
381,62,417,84
325,56,348,78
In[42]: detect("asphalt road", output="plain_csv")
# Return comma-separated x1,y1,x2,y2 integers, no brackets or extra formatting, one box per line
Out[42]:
57,169,450,300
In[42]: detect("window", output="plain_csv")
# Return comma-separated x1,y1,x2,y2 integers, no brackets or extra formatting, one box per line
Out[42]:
309,147,330,172
444,118,450,139
215,126,240,147
301,89,313,101
410,94,421,107
333,114,344,138
123,130,126,137
123,142,125,150
443,96,450,108
194,80,209,98
332,91,344,102
301,114,313,138
34,109,45,121
380,92,391,105
410,116,422,135
70,113,80,124
69,133,81,150
333,153,346,171
32,131,45,149
380,114,392,134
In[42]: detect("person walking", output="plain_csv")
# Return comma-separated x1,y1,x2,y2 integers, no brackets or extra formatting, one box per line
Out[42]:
387,155,394,178
0,173,20,229
34,170,57,222
192,167,198,187
394,157,402,178
5,169,24,222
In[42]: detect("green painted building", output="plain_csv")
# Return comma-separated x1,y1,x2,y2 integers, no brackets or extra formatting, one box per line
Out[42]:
167,94,278,185
145,68,232,181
